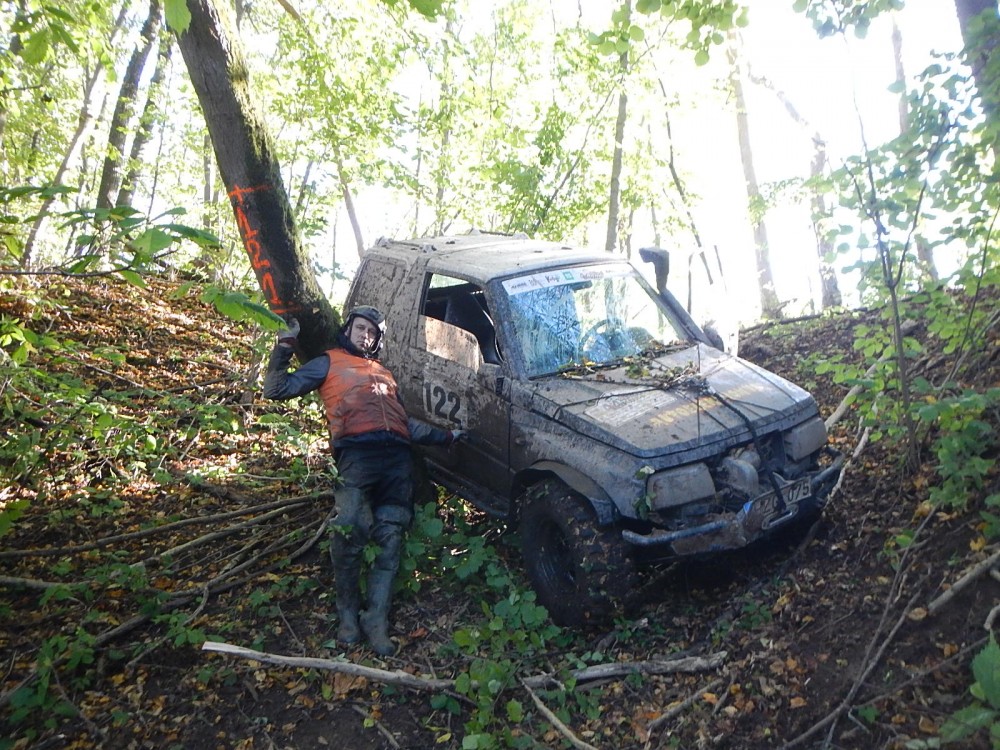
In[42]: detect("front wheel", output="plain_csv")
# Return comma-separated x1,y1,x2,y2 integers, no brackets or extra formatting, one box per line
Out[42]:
519,479,637,627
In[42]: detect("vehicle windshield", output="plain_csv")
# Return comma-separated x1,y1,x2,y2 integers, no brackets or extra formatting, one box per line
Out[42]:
500,263,690,377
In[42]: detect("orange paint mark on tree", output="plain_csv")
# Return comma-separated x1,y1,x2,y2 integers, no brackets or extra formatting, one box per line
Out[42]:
228,183,292,315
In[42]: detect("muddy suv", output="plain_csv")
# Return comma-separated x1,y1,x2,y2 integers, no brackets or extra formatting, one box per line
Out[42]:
345,232,843,625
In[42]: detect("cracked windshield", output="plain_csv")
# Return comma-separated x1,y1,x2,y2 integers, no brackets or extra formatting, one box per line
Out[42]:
502,263,689,377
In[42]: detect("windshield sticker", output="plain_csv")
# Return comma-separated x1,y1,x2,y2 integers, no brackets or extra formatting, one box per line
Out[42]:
503,263,630,295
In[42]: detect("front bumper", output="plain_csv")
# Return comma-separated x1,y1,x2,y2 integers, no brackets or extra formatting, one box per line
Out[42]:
621,448,844,555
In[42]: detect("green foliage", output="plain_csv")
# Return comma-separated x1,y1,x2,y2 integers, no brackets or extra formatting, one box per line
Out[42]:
937,637,1000,748
918,389,1000,514
199,286,284,328
794,0,905,39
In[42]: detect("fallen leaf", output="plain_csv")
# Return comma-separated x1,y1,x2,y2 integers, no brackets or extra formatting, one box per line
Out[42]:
790,697,807,709
918,716,938,734
971,536,987,552
907,607,928,622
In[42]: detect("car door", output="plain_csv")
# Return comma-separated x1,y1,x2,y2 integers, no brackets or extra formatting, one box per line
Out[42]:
402,274,513,516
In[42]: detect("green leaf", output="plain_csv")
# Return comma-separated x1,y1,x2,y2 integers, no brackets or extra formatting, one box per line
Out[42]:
694,49,710,66
939,704,996,742
164,0,192,33
973,637,1000,709
116,269,147,288
21,29,50,65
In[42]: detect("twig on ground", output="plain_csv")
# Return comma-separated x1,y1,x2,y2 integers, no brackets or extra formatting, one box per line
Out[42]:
647,677,723,734
521,652,726,689
521,679,600,750
351,704,401,749
928,545,1000,616
0,494,322,559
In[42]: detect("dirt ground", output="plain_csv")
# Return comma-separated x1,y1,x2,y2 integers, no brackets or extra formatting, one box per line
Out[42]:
1,277,997,750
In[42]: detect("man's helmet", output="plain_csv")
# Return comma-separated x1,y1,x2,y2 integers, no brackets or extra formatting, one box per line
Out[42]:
343,305,386,355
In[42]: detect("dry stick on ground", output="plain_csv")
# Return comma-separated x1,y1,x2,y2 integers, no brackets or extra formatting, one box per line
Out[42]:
0,507,331,709
927,545,1000,616
0,494,323,559
784,511,938,748
351,704,401,750
201,642,727,694
521,679,600,750
646,677,724,735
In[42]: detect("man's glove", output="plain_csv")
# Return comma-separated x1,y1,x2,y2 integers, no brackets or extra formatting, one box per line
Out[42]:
448,429,468,445
277,316,300,346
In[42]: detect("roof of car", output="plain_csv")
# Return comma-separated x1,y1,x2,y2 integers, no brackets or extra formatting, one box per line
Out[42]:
367,232,628,284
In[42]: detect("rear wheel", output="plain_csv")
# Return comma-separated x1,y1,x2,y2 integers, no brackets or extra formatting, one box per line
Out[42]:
519,479,637,626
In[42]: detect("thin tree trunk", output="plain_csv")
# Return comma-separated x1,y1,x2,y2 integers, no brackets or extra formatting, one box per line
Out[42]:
96,0,162,211
333,149,365,259
0,0,28,156
728,36,780,318
117,31,172,209
954,0,1000,135
605,5,630,255
892,17,938,282
745,68,843,309
174,0,338,356
434,17,455,235
22,4,130,267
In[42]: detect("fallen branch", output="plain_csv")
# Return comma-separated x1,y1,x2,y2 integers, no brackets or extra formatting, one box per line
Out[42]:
0,494,322,559
647,677,723,733
522,679,600,750
202,641,727,696
928,545,1000,616
521,651,727,689
201,641,454,691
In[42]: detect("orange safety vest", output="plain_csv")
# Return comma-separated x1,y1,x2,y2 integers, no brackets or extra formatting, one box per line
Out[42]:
318,348,410,443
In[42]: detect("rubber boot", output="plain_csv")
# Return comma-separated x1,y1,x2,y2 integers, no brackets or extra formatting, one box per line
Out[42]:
360,567,396,656
334,563,361,644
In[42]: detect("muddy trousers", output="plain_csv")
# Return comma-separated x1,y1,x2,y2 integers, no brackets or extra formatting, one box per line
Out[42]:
329,445,413,656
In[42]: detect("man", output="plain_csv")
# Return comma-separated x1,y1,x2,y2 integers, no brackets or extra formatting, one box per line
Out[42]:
263,306,462,656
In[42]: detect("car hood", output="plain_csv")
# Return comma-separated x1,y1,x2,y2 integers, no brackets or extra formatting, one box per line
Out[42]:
525,344,818,462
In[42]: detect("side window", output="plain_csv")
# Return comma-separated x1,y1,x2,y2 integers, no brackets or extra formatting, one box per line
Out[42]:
422,275,502,366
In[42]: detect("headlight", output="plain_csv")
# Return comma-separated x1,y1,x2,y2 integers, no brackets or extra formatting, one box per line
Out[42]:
647,463,715,509
784,417,827,460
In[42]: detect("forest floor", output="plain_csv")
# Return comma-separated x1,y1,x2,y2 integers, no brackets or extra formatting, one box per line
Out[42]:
0,275,998,750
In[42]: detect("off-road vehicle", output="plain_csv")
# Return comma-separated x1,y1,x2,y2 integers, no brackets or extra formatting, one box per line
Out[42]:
345,232,843,625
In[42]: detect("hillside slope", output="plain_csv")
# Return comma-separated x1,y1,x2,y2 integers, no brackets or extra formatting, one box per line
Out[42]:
0,276,997,749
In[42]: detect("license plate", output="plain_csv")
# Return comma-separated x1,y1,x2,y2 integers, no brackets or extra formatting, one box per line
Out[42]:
755,477,811,528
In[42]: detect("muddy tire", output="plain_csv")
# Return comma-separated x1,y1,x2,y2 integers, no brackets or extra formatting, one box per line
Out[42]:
519,479,637,627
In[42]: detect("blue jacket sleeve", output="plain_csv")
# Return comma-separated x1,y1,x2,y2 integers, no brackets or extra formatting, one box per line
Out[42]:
407,417,454,446
262,345,330,400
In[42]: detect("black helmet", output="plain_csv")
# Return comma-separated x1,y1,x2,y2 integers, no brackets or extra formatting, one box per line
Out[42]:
343,305,386,355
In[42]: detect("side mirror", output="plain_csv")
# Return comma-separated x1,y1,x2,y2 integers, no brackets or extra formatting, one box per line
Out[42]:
638,246,670,294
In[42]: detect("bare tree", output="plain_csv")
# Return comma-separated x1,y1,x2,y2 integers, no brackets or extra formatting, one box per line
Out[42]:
96,0,163,211
728,35,780,319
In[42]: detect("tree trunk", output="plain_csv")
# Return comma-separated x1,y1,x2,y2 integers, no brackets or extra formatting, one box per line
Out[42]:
96,0,162,211
605,39,629,254
891,17,938,282
728,36,780,319
174,0,338,356
745,68,842,309
333,149,365,259
21,4,130,267
954,0,1000,132
117,31,172,209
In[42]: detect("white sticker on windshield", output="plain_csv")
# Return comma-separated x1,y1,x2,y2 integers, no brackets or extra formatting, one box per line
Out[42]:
502,263,630,295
